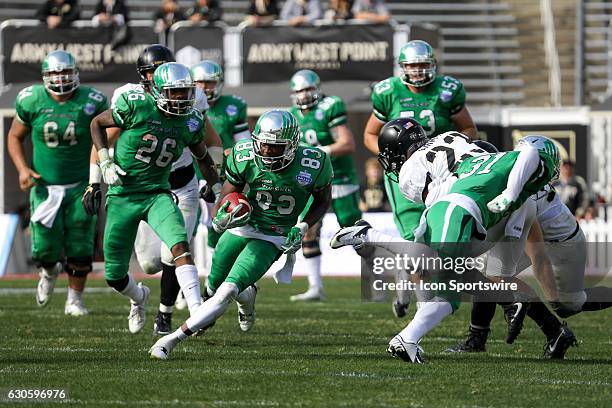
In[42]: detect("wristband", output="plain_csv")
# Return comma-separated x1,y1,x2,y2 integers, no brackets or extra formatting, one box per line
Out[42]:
97,148,110,163
89,163,102,184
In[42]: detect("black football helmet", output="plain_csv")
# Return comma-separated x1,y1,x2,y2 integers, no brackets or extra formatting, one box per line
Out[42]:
378,118,427,182
137,44,176,88
472,140,499,153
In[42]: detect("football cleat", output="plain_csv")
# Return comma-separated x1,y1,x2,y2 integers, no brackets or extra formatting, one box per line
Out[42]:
503,302,528,344
290,287,325,302
387,335,425,363
174,290,187,311
128,283,150,334
392,299,409,318
238,285,257,331
149,334,179,360
36,263,61,307
64,298,89,316
543,322,577,359
153,311,172,336
330,219,372,250
445,325,489,353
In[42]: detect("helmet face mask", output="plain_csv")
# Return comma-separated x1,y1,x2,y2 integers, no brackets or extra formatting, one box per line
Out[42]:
290,70,321,109
377,118,428,182
191,61,224,102
252,110,300,172
137,44,175,89
42,50,79,96
151,63,196,116
515,135,561,181
398,40,436,88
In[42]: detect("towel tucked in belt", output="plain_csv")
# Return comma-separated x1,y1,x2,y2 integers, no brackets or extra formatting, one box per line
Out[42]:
30,182,79,228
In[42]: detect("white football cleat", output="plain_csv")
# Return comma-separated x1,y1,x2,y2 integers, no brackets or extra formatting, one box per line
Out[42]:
174,290,187,311
64,298,89,316
128,283,150,334
36,263,61,307
387,335,425,364
290,287,325,302
149,334,178,360
237,285,257,332
330,220,372,250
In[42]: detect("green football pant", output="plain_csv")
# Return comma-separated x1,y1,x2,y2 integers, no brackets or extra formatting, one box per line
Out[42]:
104,193,187,281
30,182,96,264
207,226,222,248
331,190,362,227
208,232,281,293
421,200,479,311
384,176,425,241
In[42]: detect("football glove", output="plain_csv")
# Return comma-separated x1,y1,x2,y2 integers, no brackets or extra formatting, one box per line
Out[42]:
200,182,222,203
82,183,101,216
212,200,250,233
487,190,513,213
281,222,309,254
98,148,126,186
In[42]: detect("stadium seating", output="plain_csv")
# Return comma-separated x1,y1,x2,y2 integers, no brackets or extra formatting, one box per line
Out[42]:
582,1,612,104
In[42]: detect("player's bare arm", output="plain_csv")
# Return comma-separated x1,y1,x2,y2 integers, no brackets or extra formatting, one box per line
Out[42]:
7,118,40,191
190,140,221,193
451,106,478,140
328,125,356,157
90,109,119,150
301,184,332,227
363,113,384,154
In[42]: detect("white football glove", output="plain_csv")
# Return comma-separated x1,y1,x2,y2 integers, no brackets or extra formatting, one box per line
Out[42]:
487,190,513,213
98,148,126,186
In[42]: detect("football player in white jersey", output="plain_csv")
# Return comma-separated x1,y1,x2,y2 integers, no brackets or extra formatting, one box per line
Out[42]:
83,44,223,335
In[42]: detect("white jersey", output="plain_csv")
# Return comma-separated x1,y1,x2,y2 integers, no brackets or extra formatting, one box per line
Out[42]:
111,83,209,171
533,185,578,242
398,131,486,206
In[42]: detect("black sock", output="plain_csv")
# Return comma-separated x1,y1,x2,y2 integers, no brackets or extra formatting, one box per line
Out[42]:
160,263,180,309
106,276,129,292
470,302,496,329
582,287,612,311
527,302,561,340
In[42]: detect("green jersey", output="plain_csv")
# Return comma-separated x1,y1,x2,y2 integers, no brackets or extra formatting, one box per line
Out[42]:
371,76,466,137
15,84,108,185
452,151,556,228
207,95,249,150
110,89,205,196
225,143,333,236
290,95,358,186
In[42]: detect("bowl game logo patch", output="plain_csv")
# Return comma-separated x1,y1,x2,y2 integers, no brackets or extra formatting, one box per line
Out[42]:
296,170,312,186
84,103,96,116
186,118,200,133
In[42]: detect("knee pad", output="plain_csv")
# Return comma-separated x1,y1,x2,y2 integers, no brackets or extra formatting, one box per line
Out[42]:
106,275,129,292
65,257,92,277
559,290,587,312
37,261,62,270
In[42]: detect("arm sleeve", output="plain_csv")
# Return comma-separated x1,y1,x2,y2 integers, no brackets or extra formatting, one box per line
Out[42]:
224,148,246,185
312,152,333,191
503,148,540,202
326,97,348,129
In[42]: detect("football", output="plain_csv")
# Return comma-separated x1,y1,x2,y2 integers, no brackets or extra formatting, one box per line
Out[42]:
222,192,251,217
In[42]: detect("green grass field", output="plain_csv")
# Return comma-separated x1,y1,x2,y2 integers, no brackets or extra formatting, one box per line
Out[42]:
0,276,611,407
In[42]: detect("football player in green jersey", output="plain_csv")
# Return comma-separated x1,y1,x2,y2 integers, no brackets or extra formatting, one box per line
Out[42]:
332,132,561,363
287,69,361,301
190,60,251,272
363,39,478,316
149,110,333,360
89,62,220,334
7,50,108,316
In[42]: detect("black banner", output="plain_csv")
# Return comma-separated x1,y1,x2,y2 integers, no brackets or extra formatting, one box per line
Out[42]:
169,23,225,67
1,22,159,84
242,24,394,83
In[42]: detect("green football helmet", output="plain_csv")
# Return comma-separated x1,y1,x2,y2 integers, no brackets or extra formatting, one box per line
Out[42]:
252,110,300,172
151,62,195,116
289,70,321,109
191,60,224,102
515,135,561,180
42,50,79,95
398,40,436,88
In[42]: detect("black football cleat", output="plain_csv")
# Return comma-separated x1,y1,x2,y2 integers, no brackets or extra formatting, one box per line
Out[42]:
392,299,409,318
445,325,490,353
153,311,172,336
543,322,578,359
503,302,528,344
